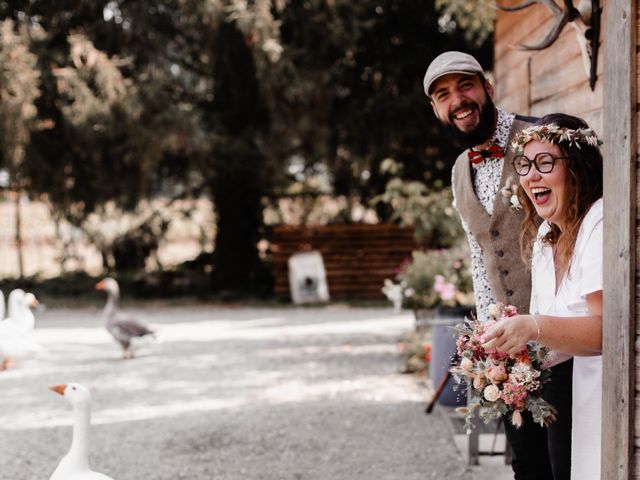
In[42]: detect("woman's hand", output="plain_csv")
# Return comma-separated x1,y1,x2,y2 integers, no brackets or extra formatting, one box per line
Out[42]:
480,315,538,356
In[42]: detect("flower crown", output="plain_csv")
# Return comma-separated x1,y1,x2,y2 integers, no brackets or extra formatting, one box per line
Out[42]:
511,123,603,155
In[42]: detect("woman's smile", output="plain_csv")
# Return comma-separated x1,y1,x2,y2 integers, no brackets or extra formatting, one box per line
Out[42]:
530,186,552,205
520,141,568,228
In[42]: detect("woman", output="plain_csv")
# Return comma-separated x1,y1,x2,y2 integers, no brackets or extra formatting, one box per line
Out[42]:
481,113,603,480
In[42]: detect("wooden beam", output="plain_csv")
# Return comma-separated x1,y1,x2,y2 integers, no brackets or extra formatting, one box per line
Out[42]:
603,1,637,479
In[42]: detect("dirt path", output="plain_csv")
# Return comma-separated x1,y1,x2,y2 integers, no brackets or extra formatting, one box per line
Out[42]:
0,305,510,479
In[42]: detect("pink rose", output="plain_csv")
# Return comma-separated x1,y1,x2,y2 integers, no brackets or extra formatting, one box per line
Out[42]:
473,375,486,390
503,305,518,317
487,364,508,384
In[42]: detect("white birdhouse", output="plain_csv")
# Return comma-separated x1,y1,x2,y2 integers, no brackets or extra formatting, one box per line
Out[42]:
287,251,330,304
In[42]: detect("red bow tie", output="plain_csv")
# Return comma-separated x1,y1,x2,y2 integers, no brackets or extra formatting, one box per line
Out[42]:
467,143,505,164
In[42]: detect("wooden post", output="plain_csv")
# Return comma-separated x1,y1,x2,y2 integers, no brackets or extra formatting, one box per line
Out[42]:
14,191,24,278
602,1,637,478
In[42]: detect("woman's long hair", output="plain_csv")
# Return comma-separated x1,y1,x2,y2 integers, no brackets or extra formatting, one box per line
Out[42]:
517,113,603,279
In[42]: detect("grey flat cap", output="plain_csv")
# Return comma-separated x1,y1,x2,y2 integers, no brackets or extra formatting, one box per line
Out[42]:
423,51,485,97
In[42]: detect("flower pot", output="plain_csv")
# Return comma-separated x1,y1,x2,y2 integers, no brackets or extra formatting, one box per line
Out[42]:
429,306,473,407
412,308,435,334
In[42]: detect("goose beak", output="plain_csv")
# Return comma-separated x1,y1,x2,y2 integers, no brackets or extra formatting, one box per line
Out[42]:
95,280,105,290
49,384,67,396
31,298,40,308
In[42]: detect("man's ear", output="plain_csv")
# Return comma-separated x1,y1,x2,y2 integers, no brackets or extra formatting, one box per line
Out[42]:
430,101,442,121
484,79,495,100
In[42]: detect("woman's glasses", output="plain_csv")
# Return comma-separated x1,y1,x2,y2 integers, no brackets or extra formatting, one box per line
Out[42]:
512,152,568,176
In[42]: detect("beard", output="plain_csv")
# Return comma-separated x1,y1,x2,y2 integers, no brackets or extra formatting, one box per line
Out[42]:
441,94,497,150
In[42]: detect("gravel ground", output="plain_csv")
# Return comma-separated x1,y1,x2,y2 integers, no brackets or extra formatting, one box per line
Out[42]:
0,304,512,479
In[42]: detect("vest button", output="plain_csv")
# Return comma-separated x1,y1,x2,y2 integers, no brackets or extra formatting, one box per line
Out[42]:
506,289,514,297
496,250,504,257
490,230,499,238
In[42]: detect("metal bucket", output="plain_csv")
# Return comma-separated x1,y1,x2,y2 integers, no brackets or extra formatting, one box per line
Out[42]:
429,306,472,407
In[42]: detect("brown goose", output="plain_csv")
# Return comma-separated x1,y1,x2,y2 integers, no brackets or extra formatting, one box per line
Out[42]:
95,278,154,359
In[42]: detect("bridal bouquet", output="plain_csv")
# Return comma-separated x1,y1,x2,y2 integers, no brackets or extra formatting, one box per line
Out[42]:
450,303,557,433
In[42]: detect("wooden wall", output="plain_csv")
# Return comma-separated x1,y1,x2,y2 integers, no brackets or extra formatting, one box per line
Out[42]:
494,0,604,133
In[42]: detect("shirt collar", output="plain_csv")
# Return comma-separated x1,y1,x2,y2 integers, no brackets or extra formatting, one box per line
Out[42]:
467,108,515,154
492,108,515,151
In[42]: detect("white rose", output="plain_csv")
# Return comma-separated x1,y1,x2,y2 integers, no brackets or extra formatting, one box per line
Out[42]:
460,357,474,372
483,384,501,402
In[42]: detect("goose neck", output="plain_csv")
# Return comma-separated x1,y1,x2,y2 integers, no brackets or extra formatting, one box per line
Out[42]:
67,403,91,469
105,291,120,314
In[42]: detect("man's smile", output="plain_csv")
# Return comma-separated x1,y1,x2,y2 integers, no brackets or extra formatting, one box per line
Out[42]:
450,103,480,130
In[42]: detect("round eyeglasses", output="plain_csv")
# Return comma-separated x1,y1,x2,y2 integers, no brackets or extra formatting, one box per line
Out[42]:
512,152,568,176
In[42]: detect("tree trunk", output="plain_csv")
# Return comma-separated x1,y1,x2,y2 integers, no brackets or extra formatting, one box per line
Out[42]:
14,192,24,278
210,168,265,294
207,21,272,295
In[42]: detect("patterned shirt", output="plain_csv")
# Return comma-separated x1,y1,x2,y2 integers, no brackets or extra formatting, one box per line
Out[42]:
452,108,515,322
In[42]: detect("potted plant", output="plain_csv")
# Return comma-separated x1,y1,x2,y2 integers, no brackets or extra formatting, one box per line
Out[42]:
383,244,474,321
382,244,474,407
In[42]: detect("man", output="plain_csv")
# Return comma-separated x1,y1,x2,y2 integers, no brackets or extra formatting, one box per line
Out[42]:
423,51,572,479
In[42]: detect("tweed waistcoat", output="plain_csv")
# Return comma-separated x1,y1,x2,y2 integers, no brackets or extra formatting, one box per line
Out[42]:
452,118,532,314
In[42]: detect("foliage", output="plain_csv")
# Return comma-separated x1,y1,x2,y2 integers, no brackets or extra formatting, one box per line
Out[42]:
272,0,491,201
0,19,40,187
435,0,496,47
384,244,474,311
397,331,432,374
373,159,464,247
0,1,491,293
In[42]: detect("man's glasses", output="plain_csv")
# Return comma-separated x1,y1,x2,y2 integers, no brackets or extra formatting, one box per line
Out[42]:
512,152,568,176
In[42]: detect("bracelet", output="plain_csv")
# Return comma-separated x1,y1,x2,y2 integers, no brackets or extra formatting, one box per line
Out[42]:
530,314,541,342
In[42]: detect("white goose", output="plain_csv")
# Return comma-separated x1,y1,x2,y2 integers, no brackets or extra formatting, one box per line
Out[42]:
5,289,38,332
0,290,41,368
7,288,23,321
49,383,115,480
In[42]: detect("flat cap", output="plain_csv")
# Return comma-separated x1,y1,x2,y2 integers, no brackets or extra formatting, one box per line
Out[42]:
423,51,485,97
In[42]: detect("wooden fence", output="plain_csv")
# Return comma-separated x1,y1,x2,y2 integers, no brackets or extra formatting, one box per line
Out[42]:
268,223,418,301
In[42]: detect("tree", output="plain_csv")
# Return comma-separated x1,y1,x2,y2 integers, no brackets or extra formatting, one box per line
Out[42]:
0,19,40,276
271,0,492,210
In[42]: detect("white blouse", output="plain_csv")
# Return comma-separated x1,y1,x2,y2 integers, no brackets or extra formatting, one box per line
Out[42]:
530,198,603,480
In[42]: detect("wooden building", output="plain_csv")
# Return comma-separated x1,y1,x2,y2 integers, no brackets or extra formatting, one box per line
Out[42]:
493,1,634,478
